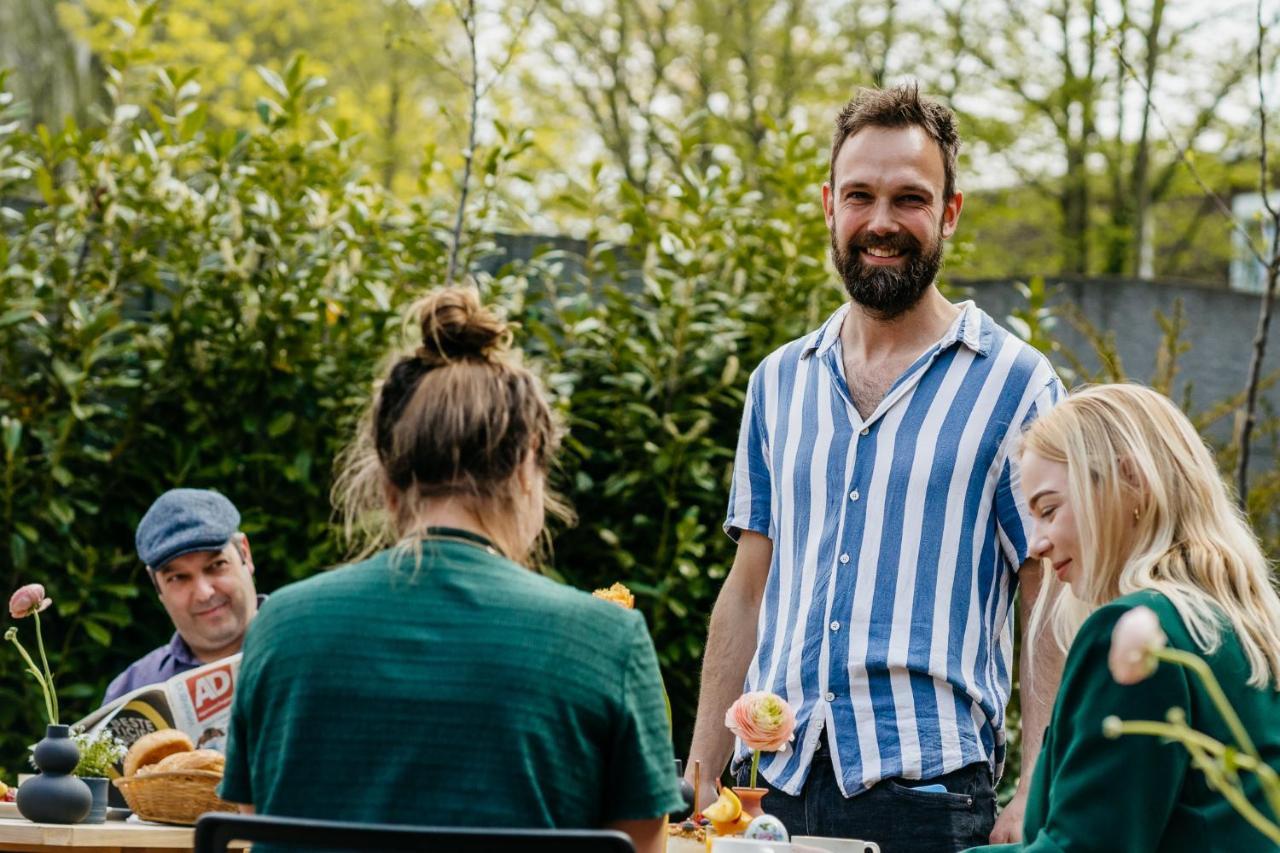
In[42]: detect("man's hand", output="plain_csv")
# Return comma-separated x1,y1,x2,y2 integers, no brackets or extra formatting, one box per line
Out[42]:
989,788,1027,843
689,779,721,818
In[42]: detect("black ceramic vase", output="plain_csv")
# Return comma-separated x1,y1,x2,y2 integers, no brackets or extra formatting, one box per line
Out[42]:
15,725,92,824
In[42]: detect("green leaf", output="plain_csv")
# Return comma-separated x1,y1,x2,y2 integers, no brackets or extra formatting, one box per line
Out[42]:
83,621,111,647
61,683,98,700
0,307,36,328
1,416,21,455
256,66,290,100
267,412,295,437
46,499,75,527
34,168,55,205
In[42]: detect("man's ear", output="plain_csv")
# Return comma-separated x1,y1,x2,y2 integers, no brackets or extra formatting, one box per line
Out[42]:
238,533,255,576
941,190,964,239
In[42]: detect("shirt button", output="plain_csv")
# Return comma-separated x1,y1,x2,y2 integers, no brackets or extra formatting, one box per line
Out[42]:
849,490,860,501
830,621,840,631
825,691,836,702
839,553,850,564
860,427,870,435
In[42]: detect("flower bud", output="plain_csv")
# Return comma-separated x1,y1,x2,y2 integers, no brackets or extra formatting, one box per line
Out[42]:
1108,606,1167,685
8,583,52,619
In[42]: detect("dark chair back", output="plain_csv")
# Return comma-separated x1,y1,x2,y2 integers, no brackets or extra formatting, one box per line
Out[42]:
194,812,637,852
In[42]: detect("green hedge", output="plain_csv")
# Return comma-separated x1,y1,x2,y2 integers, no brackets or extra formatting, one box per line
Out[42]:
0,52,849,780
0,61,451,773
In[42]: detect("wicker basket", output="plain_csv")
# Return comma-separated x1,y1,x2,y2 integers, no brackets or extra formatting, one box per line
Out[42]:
113,769,239,825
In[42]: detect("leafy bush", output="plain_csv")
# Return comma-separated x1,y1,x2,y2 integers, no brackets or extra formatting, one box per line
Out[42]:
0,58,450,775
512,115,840,756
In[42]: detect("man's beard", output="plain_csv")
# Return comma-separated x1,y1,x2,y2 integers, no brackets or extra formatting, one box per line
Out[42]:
830,225,944,319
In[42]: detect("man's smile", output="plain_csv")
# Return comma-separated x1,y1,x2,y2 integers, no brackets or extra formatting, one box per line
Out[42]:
861,246,906,264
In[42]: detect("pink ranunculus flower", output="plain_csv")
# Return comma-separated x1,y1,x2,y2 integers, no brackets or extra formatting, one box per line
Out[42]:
1109,605,1167,685
725,691,796,752
6,582,60,724
8,583,51,620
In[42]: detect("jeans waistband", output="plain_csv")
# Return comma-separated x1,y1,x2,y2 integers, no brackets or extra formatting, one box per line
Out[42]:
811,729,991,792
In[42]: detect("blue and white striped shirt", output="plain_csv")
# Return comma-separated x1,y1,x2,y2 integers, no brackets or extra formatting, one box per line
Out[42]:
726,300,1063,797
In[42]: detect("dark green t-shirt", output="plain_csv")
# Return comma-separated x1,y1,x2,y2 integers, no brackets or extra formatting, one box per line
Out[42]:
967,589,1280,853
219,534,684,829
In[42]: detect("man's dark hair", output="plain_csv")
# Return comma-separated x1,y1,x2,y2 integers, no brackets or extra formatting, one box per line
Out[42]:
830,83,961,201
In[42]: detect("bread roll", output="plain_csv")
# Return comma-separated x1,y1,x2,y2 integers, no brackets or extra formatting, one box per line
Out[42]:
150,748,224,774
124,729,194,777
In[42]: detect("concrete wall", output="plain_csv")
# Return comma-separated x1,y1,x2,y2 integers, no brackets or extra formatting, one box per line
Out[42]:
963,276,1275,443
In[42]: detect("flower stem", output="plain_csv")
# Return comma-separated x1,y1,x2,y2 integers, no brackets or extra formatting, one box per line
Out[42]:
1112,718,1280,833
32,611,58,725
6,631,53,724
1156,647,1256,759
749,749,760,789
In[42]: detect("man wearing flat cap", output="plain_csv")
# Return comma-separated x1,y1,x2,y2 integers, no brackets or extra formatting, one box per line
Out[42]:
103,489,262,705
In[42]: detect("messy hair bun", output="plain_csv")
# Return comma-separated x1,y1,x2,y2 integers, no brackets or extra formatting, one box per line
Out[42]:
414,288,511,367
333,285,571,567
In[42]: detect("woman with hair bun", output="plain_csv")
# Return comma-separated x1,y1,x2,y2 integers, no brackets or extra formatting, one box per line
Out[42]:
967,383,1280,852
218,287,683,852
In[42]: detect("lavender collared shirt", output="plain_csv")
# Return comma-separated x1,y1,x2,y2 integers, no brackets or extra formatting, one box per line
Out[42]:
101,594,267,706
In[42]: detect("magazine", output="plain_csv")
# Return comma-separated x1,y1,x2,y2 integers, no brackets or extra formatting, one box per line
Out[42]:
75,654,241,783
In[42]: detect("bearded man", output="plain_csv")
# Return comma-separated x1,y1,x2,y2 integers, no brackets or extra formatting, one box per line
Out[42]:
684,85,1066,851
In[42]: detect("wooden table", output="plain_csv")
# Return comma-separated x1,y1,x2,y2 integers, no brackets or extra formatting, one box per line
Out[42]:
0,812,707,852
0,814,250,853
0,814,194,852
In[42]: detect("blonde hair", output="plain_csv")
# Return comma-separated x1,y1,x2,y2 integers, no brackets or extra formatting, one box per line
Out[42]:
1024,383,1280,688
332,285,572,567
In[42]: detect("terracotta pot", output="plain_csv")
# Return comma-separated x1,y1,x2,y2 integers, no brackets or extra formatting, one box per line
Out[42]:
731,786,768,819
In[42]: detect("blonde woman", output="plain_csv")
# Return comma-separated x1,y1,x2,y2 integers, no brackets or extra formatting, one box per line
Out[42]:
967,383,1280,853
217,288,683,853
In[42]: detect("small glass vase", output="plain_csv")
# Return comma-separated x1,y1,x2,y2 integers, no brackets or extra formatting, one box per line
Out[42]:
15,725,93,824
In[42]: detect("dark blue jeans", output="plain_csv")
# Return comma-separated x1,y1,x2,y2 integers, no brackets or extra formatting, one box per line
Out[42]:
735,738,996,853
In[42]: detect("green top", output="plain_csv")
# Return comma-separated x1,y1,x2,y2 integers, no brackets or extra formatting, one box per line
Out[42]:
219,530,684,829
967,590,1280,853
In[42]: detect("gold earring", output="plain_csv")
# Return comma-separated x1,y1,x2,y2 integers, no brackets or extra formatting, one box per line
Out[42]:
1132,507,1140,522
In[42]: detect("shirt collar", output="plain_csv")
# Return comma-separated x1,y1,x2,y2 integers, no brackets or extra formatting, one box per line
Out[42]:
804,299,991,359
165,630,201,667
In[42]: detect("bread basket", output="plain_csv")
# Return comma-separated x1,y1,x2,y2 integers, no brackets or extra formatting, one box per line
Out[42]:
113,770,239,825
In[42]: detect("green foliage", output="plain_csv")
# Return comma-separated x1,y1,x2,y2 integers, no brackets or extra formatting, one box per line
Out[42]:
0,57,454,776
505,115,841,767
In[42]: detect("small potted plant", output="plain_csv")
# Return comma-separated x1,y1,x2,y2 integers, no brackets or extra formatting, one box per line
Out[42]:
70,728,125,823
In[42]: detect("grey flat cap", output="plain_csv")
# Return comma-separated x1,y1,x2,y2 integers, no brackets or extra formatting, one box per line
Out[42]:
136,488,240,571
